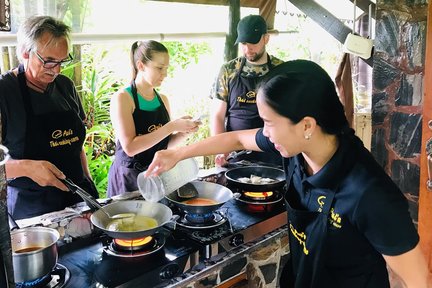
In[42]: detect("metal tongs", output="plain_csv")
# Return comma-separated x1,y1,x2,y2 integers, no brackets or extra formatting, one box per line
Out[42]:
226,150,252,161
61,178,134,220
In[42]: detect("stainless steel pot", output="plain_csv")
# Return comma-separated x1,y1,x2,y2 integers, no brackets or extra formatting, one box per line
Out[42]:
90,200,173,239
11,227,59,283
165,181,238,214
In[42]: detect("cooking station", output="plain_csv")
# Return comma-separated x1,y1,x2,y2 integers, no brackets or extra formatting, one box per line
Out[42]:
14,166,289,288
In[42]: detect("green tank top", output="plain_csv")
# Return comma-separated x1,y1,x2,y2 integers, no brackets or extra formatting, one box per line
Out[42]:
125,86,161,111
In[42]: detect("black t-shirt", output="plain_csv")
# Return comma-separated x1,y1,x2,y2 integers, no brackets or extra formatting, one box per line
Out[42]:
0,70,85,159
255,128,419,285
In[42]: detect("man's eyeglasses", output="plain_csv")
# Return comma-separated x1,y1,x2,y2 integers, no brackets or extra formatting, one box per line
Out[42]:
33,51,73,69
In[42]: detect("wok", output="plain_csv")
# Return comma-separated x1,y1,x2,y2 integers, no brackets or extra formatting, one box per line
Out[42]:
91,200,173,239
165,181,238,214
225,166,286,192
61,178,173,239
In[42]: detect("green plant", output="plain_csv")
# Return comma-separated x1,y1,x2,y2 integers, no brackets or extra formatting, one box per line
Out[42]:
76,45,124,197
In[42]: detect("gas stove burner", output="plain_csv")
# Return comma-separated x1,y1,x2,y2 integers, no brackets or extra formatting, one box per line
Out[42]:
177,211,227,229
105,233,165,258
16,263,70,288
113,236,156,251
185,212,216,223
243,191,276,201
236,193,284,213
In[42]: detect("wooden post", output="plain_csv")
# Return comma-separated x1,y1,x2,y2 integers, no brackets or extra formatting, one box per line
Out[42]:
419,0,432,273
225,0,240,62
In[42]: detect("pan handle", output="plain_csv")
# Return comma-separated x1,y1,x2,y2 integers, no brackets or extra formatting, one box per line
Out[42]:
7,211,19,231
61,178,102,211
163,215,180,231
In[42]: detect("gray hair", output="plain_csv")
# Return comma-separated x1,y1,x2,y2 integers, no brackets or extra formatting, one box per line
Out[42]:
16,15,71,63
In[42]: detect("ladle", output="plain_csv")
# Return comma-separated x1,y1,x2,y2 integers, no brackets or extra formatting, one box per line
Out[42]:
61,178,134,220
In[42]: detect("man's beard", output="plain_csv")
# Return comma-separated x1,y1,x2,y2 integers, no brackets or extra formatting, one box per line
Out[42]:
245,50,265,63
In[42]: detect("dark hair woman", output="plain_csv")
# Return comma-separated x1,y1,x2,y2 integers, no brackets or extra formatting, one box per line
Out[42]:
144,60,429,287
107,40,200,197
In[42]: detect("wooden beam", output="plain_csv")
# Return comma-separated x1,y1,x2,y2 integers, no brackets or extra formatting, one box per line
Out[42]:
150,0,260,7
419,0,432,273
225,0,240,62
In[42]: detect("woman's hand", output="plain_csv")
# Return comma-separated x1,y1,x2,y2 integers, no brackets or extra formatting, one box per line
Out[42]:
215,153,228,167
171,116,200,134
144,149,180,177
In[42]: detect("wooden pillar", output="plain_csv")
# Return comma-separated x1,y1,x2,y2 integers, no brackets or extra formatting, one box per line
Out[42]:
419,0,432,272
225,0,240,62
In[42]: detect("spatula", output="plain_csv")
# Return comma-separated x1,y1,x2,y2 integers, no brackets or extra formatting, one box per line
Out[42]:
176,182,199,199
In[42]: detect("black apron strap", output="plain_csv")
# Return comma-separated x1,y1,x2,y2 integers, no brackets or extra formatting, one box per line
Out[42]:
17,64,33,116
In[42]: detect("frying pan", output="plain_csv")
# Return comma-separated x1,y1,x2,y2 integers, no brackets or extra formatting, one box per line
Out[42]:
61,178,173,239
90,200,173,239
225,166,286,192
165,181,238,214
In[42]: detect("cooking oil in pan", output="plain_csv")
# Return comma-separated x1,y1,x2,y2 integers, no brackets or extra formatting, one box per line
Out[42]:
106,215,158,232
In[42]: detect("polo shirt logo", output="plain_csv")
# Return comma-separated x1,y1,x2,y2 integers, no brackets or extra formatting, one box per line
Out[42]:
316,195,342,229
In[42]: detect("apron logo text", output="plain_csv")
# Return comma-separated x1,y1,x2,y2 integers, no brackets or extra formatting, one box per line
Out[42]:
52,129,74,139
50,136,79,147
289,223,309,255
237,96,256,104
148,124,163,133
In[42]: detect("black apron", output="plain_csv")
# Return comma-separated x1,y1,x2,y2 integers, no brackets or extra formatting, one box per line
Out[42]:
107,81,170,197
226,56,281,166
7,64,97,220
282,159,335,288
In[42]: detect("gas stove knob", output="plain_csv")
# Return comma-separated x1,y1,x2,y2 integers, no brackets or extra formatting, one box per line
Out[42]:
229,234,244,247
160,263,180,280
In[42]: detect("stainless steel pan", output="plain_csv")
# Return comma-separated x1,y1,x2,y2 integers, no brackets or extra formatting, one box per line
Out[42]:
165,181,238,214
225,166,286,192
90,200,173,239
61,178,173,239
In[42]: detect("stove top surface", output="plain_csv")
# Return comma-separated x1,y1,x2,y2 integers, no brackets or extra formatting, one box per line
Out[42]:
56,172,287,288
58,230,199,288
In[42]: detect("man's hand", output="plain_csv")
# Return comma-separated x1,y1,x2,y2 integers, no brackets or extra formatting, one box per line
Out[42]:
22,160,68,191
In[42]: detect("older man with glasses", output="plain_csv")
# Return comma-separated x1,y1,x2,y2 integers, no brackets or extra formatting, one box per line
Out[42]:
0,15,98,220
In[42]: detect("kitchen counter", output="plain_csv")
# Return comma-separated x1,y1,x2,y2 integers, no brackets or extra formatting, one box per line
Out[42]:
160,225,289,288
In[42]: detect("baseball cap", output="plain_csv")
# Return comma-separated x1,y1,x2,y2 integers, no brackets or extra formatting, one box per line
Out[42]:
235,15,267,45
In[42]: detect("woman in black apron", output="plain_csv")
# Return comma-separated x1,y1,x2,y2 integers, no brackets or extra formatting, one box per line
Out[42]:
145,60,429,288
107,40,200,197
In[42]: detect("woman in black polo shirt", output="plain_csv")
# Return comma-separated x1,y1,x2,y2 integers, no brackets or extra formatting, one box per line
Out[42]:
144,60,429,287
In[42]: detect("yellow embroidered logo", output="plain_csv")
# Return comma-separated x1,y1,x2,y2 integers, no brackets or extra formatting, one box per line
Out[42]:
316,195,342,229
49,129,79,148
52,129,73,139
289,224,309,255
236,91,257,104
317,195,326,212
329,208,342,228
148,124,163,133
245,91,256,99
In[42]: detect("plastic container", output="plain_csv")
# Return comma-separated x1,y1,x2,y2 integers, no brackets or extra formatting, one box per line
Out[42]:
137,158,199,202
